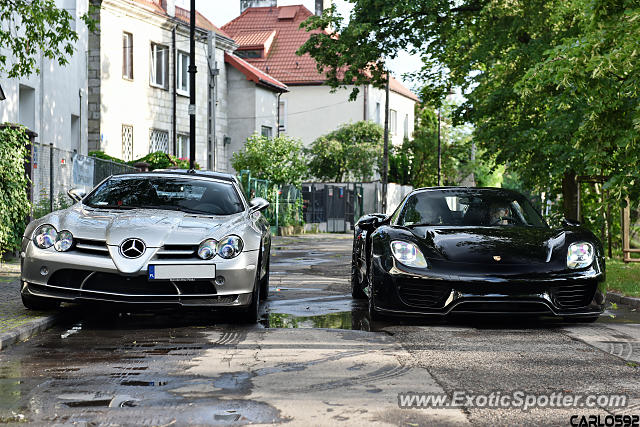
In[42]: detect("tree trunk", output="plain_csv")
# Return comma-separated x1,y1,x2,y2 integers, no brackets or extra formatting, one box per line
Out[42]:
562,171,579,221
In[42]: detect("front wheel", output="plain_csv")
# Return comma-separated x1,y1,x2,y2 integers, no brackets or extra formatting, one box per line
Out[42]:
259,258,270,301
351,250,367,300
241,271,261,323
367,268,383,321
22,292,60,311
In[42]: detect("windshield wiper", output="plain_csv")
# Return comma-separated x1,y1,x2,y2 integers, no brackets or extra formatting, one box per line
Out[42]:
403,223,434,228
138,205,217,215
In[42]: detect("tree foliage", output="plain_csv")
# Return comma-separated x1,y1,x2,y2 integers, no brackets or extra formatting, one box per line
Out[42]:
0,0,96,78
307,121,383,182
299,0,640,207
231,134,307,187
0,126,31,256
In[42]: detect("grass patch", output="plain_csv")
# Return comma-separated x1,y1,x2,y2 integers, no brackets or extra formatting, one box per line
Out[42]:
606,259,640,297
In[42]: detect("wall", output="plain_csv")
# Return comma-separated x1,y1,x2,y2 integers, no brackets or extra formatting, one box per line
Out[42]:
367,85,416,147
0,0,89,155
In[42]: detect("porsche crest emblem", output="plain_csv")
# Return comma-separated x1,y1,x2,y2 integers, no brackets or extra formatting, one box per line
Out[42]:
493,255,502,262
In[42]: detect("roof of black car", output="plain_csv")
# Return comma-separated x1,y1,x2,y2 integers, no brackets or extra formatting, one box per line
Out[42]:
119,169,237,182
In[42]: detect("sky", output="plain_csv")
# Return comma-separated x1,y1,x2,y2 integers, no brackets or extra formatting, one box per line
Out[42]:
176,0,423,90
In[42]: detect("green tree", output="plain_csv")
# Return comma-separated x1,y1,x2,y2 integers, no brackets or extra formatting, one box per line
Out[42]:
0,126,31,256
231,134,307,187
307,121,383,182
0,0,95,78
299,0,640,219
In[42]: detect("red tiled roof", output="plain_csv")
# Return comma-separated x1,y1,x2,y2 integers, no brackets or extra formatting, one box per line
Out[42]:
225,52,288,92
131,0,231,38
222,5,418,101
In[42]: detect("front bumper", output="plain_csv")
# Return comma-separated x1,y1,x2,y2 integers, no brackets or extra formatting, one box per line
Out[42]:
20,242,259,308
370,256,606,317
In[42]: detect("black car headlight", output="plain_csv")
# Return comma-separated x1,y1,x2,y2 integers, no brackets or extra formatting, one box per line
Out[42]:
32,224,58,249
54,230,74,252
218,235,244,259
198,239,217,260
567,242,594,269
390,240,428,268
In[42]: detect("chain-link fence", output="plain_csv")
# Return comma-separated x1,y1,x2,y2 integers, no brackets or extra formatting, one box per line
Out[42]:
237,170,303,235
30,143,138,218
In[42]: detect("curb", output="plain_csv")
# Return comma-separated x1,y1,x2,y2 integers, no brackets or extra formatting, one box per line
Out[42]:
0,314,59,351
607,292,640,310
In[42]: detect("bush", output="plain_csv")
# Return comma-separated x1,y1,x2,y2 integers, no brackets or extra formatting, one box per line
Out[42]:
0,125,32,257
88,150,200,170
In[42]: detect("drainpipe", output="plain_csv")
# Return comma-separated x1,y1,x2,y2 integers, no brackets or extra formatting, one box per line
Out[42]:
78,89,83,153
172,25,177,155
276,92,282,137
363,84,368,121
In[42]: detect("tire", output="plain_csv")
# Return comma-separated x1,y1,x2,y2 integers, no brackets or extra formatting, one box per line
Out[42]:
259,258,270,301
21,292,60,311
367,265,383,321
241,270,261,323
351,248,367,300
564,315,599,323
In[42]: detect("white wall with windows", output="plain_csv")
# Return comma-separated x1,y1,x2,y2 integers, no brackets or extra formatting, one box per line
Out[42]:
0,0,89,154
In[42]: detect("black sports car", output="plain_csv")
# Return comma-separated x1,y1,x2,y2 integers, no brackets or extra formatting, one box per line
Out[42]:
351,187,606,322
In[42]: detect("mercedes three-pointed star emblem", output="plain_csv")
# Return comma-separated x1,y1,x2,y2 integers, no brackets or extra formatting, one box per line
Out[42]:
120,238,146,259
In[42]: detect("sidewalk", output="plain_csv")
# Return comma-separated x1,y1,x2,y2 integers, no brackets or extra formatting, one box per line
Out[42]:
0,260,61,350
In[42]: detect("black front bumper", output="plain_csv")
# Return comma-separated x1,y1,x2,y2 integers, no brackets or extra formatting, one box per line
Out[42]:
370,257,606,317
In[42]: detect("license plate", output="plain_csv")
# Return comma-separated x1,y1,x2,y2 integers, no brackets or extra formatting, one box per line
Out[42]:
148,265,216,281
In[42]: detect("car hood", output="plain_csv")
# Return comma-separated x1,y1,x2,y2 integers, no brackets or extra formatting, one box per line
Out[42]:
53,205,247,248
410,226,563,265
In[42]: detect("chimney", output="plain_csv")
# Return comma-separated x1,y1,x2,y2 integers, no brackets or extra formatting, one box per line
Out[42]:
162,0,175,17
315,0,331,16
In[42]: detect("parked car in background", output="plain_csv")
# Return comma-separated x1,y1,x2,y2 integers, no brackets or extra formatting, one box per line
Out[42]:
20,170,271,322
352,187,606,322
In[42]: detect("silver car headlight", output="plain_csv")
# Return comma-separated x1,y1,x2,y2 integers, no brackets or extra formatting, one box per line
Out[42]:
218,235,244,259
54,230,74,252
198,239,217,260
33,224,57,249
390,240,428,268
567,242,594,269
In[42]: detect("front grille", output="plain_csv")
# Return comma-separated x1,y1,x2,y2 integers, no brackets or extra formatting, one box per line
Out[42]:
83,273,178,296
175,281,217,295
397,278,451,308
74,238,109,255
552,281,597,308
48,269,93,289
154,244,198,260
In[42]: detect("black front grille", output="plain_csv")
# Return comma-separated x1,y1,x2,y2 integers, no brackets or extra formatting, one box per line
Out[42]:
83,273,178,296
48,269,93,289
552,281,597,308
73,238,109,255
397,278,451,308
175,281,217,295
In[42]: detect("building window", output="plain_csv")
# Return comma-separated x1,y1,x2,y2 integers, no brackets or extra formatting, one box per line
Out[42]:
177,134,190,159
177,50,189,95
150,42,169,89
375,102,381,124
261,126,273,138
236,49,262,59
149,129,169,153
390,109,397,135
122,125,133,161
404,114,409,139
122,32,133,79
278,100,287,132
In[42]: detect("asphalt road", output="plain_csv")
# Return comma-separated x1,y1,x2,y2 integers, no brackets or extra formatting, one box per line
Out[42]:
0,234,639,426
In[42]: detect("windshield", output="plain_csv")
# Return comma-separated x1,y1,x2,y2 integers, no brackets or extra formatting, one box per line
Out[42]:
395,190,547,228
84,176,244,215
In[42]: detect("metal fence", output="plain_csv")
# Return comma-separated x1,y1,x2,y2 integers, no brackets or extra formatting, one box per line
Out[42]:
237,170,304,234
30,143,138,217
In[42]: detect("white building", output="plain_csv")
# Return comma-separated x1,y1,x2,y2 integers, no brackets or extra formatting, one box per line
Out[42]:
0,0,89,154
222,5,418,148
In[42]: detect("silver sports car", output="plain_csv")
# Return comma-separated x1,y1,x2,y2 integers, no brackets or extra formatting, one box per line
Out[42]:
20,170,271,322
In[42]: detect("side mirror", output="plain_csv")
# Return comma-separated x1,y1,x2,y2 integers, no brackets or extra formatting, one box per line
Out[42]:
67,188,86,202
562,218,581,227
249,197,269,213
356,213,389,230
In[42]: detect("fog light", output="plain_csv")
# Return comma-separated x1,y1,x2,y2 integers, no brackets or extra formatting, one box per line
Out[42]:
40,266,49,276
215,276,225,286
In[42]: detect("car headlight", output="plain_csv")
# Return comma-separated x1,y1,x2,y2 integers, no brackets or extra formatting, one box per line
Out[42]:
198,239,217,260
218,235,244,259
567,242,594,269
33,224,57,249
54,230,74,252
390,240,428,268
